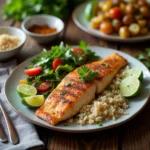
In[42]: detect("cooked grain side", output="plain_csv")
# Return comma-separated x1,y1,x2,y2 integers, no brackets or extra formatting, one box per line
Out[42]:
67,66,129,125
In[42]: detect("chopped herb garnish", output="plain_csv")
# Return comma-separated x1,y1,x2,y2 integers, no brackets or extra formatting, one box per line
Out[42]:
65,82,74,87
107,87,112,92
61,99,67,103
102,63,109,68
98,122,103,127
136,48,150,69
60,91,67,95
77,66,99,82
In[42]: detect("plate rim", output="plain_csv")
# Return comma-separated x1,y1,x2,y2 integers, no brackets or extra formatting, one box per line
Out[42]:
72,2,150,42
4,46,150,133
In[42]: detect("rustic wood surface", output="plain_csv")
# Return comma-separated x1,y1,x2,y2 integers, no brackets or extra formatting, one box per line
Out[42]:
0,1,150,150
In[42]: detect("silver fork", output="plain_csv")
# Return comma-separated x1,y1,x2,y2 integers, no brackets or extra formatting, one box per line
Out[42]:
0,68,19,144
0,98,19,144
0,122,7,143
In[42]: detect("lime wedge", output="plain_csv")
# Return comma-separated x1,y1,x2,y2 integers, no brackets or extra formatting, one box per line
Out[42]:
22,95,44,107
84,1,98,21
120,77,141,97
123,68,143,80
17,84,37,98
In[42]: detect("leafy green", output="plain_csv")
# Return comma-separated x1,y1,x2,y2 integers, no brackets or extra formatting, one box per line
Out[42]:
25,41,99,97
77,66,99,82
55,64,73,80
98,122,103,127
136,48,150,69
3,0,88,20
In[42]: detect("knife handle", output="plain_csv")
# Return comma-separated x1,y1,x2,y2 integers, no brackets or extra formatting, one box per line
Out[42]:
0,102,19,144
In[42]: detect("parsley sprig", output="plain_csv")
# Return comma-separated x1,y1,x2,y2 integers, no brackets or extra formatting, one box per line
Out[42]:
136,48,150,69
77,66,99,82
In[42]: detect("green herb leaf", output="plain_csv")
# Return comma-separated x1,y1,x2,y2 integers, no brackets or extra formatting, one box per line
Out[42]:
64,82,74,87
77,66,99,82
107,87,112,92
60,91,67,95
98,122,103,127
135,48,150,69
136,53,146,60
146,48,150,58
61,99,67,103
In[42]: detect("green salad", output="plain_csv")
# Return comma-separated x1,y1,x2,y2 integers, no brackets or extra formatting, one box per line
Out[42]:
21,41,100,98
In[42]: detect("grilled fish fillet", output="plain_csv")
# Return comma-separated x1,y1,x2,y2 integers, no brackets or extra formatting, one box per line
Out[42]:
36,53,128,125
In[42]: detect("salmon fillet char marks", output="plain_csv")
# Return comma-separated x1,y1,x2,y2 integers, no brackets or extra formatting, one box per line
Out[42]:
36,53,128,125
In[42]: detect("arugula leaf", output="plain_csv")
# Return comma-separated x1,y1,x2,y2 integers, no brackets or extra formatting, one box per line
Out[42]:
77,66,99,82
25,41,100,98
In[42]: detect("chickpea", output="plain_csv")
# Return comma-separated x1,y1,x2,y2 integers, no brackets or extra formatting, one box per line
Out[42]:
111,0,122,5
101,1,112,12
138,0,146,6
119,26,130,38
90,15,105,29
120,2,126,12
122,15,135,26
129,23,140,36
137,19,147,27
140,6,150,17
125,4,135,14
140,27,149,35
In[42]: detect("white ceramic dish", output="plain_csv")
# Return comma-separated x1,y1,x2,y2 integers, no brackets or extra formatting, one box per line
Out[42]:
21,14,64,44
72,2,150,42
5,46,150,133
0,26,26,61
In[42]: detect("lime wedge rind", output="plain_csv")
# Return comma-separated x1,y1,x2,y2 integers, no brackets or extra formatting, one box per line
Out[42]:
17,84,37,98
120,76,141,98
123,68,143,81
22,95,45,107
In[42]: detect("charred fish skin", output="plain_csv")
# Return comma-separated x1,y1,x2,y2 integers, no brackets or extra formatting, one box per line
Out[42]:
36,53,128,125
36,77,96,125
86,53,128,94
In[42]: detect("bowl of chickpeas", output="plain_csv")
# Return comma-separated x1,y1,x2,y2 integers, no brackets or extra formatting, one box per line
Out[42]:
73,0,150,42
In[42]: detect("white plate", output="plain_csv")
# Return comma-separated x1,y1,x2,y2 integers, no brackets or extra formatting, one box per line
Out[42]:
72,2,150,42
5,47,150,133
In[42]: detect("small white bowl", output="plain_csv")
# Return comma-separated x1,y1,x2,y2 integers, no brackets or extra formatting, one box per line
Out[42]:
21,15,64,44
0,26,26,61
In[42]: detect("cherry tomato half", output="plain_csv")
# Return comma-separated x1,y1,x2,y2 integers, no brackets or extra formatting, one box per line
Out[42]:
73,48,87,62
24,66,42,76
73,48,85,55
52,58,64,70
36,81,51,92
109,7,123,19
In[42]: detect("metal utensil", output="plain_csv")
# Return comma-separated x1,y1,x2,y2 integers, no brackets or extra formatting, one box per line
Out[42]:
0,99,19,144
0,69,19,145
0,123,7,143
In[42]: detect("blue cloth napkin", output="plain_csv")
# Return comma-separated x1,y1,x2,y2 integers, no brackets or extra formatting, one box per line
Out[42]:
0,60,44,150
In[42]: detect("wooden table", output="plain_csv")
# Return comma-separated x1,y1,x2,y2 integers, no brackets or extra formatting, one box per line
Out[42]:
1,1,150,150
